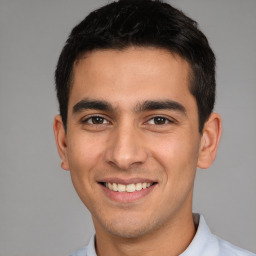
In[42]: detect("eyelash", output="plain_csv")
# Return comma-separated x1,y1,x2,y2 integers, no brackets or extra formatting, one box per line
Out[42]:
146,116,174,125
81,115,174,126
81,115,110,125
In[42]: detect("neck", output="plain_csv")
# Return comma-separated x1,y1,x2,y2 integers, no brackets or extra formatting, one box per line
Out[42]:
94,211,196,256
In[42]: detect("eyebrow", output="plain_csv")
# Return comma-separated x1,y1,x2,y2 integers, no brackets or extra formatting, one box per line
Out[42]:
135,100,186,115
72,98,186,115
72,99,113,114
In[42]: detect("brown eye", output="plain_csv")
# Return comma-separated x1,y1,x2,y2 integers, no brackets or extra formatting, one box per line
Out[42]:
91,116,104,124
83,116,109,125
147,116,170,125
153,117,167,125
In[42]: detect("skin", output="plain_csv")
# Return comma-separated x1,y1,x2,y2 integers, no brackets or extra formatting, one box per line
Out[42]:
54,47,222,256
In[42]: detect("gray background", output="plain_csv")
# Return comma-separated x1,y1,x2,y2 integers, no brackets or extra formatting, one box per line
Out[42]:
0,0,255,255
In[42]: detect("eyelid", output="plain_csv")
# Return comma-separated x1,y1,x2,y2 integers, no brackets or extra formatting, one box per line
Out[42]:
80,114,176,125
81,114,111,124
145,115,175,125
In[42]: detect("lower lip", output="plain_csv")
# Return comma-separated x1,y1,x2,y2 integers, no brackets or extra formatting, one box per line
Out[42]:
100,184,156,203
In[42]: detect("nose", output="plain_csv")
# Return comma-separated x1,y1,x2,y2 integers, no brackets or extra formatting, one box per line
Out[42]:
104,123,148,170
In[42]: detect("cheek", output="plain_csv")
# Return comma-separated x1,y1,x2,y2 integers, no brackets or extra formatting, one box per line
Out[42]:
66,133,105,199
66,134,106,208
150,131,200,177
67,133,103,171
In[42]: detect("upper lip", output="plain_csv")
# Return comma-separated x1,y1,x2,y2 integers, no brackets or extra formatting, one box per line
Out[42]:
98,177,157,185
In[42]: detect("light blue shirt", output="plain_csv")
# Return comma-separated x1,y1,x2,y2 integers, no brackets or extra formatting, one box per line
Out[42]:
70,214,255,256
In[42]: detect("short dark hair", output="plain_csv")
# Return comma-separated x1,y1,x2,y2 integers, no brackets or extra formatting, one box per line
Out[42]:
55,0,216,133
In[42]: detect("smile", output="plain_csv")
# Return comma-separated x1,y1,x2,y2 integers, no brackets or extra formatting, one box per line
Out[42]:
99,179,157,202
104,182,153,193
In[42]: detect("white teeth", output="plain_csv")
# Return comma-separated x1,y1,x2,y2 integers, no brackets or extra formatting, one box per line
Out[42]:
118,184,126,192
108,183,113,190
135,183,142,191
127,184,136,192
105,182,153,192
113,183,118,191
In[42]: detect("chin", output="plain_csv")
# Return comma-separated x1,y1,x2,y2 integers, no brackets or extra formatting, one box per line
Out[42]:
98,215,160,239
106,224,153,239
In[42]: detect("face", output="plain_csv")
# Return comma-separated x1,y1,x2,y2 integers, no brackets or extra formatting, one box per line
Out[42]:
56,47,208,238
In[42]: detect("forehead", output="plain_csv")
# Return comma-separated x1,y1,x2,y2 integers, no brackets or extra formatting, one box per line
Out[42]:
69,47,194,110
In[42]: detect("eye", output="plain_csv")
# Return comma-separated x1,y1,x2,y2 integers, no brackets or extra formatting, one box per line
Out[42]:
83,115,109,125
147,116,173,125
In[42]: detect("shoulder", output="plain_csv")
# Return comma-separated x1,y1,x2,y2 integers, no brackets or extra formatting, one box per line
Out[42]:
213,235,256,256
181,214,255,256
69,246,88,256
69,235,96,256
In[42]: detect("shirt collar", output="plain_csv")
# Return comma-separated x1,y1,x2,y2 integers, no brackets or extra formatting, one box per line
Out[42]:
87,235,97,256
180,214,212,255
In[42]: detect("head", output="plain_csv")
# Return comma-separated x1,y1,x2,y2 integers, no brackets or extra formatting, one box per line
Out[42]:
55,0,216,133
53,0,221,242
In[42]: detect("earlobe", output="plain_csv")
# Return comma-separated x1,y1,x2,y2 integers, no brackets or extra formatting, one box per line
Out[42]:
197,113,222,169
53,115,70,170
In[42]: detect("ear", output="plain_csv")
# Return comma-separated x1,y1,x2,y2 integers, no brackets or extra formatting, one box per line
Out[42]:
197,113,222,169
53,115,70,170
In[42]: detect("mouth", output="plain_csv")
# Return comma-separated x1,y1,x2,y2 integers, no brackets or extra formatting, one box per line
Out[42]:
98,180,157,202
100,182,156,193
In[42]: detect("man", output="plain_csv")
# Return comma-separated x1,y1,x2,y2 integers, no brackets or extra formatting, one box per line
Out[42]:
53,0,255,255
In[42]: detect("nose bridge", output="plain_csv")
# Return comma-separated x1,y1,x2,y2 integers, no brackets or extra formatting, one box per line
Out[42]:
104,119,147,169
